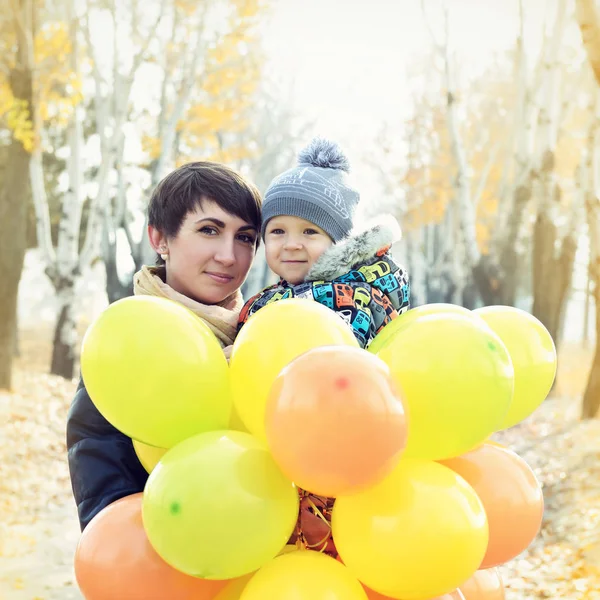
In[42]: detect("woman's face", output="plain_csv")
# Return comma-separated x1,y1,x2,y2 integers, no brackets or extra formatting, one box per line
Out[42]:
149,200,258,305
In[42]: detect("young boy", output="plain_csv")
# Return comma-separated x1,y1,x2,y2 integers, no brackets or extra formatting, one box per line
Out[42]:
238,137,410,349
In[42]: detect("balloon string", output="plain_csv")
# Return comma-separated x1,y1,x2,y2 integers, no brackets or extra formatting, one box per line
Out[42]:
305,497,332,553
306,498,331,527
294,489,334,554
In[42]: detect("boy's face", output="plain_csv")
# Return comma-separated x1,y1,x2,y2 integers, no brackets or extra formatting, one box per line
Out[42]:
264,215,333,284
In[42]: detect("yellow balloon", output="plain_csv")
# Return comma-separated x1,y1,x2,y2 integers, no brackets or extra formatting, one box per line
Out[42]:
474,306,557,429
333,459,488,600
213,574,254,600
132,439,167,473
228,402,249,433
369,304,474,355
230,299,359,440
378,313,514,460
239,550,368,600
214,546,297,600
81,296,231,448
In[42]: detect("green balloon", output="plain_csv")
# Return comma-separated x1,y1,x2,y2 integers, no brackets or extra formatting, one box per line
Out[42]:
369,304,476,355
142,430,299,580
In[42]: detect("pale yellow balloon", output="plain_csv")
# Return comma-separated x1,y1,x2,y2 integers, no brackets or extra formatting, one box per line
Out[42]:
377,313,514,460
333,459,488,600
239,550,368,600
369,303,475,355
81,296,231,448
230,299,359,441
132,439,167,473
474,306,557,429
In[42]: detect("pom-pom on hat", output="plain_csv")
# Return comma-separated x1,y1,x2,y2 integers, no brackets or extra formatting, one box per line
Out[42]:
261,137,360,242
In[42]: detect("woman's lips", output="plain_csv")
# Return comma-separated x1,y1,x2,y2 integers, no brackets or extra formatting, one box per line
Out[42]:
205,272,234,284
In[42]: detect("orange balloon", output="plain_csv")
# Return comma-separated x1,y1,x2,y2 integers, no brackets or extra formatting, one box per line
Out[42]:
75,493,232,600
265,346,408,497
363,587,465,600
440,443,543,569
459,568,505,600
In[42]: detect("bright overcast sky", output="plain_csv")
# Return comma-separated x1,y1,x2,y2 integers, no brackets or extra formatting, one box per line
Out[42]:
260,0,553,199
262,0,549,134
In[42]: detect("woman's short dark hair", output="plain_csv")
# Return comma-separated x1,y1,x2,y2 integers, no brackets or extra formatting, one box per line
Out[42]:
148,162,262,263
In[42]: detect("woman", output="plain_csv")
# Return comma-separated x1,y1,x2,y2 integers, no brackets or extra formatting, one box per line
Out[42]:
67,161,262,531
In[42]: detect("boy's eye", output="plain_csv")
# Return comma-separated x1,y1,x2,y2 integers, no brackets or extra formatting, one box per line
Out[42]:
304,228,320,235
269,228,284,235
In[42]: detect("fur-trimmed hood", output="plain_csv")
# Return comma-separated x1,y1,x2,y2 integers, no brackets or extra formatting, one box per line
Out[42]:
306,214,402,282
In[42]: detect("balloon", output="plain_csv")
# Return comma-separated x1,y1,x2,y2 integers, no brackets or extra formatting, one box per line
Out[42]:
369,304,475,355
440,443,543,569
473,306,556,428
81,296,231,448
239,550,368,600
459,568,504,600
143,430,299,580
231,299,359,440
213,574,253,600
133,439,167,473
364,587,465,600
74,493,231,600
266,346,408,497
211,546,297,600
333,459,488,600
377,313,514,460
228,403,249,433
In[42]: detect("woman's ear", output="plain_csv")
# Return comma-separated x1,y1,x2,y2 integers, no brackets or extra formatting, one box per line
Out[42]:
148,225,168,259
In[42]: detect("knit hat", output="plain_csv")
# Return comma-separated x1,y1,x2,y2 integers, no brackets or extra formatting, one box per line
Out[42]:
261,137,360,242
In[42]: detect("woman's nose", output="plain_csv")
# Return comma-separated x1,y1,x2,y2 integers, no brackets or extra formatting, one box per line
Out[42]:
214,240,236,266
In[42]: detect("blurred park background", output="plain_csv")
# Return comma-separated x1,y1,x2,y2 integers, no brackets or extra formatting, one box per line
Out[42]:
2,0,600,597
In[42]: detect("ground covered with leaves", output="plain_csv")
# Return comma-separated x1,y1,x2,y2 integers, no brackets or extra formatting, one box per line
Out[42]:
0,332,597,599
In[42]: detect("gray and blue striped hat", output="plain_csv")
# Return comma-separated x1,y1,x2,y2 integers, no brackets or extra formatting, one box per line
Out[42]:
261,137,360,242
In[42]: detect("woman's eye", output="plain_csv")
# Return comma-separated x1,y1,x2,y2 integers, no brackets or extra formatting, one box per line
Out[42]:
237,234,256,245
199,226,218,235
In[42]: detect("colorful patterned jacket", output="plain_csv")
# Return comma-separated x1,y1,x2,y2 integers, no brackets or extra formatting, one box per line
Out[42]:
238,217,410,349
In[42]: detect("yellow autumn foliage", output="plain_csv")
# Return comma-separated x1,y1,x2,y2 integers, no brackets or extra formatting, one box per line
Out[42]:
175,0,266,165
0,20,81,152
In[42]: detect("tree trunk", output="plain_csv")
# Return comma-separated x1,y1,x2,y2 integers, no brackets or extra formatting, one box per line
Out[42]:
0,43,33,389
103,227,134,303
581,258,600,418
50,273,78,379
405,228,427,307
498,184,533,306
576,0,600,87
584,266,592,345
104,257,134,303
531,211,561,343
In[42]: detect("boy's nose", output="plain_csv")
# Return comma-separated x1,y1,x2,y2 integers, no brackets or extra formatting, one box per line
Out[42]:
283,237,302,250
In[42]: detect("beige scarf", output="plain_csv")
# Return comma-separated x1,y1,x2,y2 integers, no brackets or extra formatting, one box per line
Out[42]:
133,265,244,348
